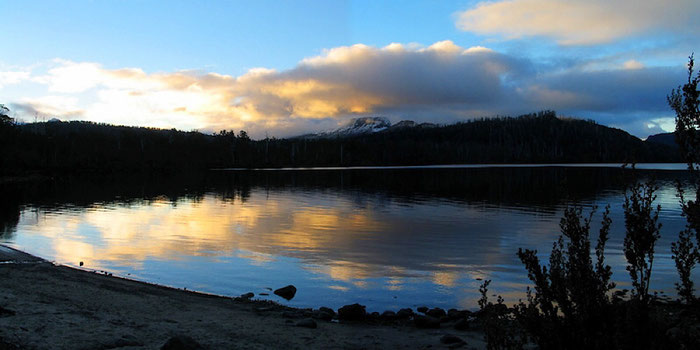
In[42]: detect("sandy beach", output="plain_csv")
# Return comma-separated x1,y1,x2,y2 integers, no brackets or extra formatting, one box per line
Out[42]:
0,245,485,349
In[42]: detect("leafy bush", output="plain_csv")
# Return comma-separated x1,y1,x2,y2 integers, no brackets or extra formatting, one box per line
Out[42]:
668,54,700,172
671,226,697,303
623,181,662,304
478,279,525,350
478,54,700,349
513,206,615,349
668,54,700,303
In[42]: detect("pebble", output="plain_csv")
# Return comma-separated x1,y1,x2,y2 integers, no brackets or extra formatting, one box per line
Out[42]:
160,335,204,350
440,334,465,345
414,315,441,329
296,318,318,329
454,318,469,330
0,306,15,317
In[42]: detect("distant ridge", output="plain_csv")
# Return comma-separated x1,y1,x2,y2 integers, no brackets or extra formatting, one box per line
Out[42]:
645,132,678,149
0,111,682,174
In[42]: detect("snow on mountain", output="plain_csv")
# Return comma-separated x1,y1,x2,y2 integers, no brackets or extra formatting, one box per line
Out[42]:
333,117,391,135
296,116,435,139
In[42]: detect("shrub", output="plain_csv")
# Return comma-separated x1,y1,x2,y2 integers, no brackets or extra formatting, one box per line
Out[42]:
622,181,662,304
668,54,700,303
478,279,525,350
671,226,697,303
513,205,615,349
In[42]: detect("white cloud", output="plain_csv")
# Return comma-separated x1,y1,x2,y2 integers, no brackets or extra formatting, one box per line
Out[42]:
456,0,700,45
4,41,687,138
622,60,644,70
0,70,31,88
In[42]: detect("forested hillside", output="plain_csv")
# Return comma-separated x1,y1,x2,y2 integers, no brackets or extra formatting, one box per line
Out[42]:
0,110,680,175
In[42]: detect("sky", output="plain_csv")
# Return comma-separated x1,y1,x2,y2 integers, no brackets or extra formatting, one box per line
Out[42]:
1,0,698,139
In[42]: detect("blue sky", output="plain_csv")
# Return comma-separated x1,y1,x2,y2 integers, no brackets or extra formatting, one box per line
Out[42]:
1,0,698,138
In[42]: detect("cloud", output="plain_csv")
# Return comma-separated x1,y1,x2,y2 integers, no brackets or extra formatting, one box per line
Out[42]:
4,41,687,138
12,96,85,119
228,41,519,120
524,66,683,112
0,70,31,88
9,43,525,135
622,60,644,70
456,0,700,45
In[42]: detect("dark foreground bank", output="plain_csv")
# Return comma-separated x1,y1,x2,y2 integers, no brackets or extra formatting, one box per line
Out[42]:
0,245,485,350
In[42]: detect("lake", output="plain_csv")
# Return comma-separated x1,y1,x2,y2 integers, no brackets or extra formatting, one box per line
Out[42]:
1,164,697,312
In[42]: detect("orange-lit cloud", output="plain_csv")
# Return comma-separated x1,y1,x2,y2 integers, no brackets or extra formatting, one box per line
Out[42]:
456,0,699,45
4,40,686,138
7,42,516,136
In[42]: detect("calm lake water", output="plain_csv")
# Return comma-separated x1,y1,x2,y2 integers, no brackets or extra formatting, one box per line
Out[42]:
1,164,697,312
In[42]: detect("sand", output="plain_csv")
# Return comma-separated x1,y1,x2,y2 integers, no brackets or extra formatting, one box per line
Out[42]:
0,245,485,349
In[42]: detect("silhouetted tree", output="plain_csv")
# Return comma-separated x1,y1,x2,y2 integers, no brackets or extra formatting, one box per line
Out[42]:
0,104,12,125
668,54,700,303
515,206,615,349
668,54,700,172
623,181,661,304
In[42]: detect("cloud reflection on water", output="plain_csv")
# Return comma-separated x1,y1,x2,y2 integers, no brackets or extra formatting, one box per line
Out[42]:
1,167,696,310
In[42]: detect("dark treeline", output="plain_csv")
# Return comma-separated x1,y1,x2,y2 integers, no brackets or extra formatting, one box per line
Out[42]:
0,110,680,175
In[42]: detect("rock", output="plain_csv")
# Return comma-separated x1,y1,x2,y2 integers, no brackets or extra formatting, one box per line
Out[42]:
319,307,336,317
426,307,447,319
440,334,465,345
282,311,301,319
314,310,334,321
79,261,84,266
0,306,15,317
160,335,205,350
414,315,441,329
0,337,19,350
274,285,297,300
106,335,143,348
397,308,414,318
447,308,468,320
417,306,429,313
338,303,367,321
454,318,469,330
295,318,317,329
381,310,396,319
240,292,254,299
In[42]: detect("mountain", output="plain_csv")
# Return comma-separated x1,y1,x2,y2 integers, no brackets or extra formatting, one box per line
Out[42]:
301,116,437,138
0,111,683,174
388,120,436,130
645,132,678,149
260,111,680,167
301,117,391,138
334,116,391,135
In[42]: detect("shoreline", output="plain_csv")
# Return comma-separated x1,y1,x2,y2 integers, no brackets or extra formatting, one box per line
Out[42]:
0,244,485,349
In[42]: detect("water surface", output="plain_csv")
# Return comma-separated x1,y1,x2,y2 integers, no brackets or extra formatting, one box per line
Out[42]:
1,164,696,311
